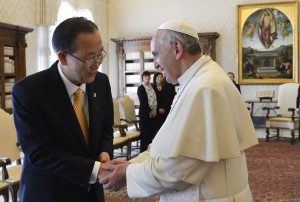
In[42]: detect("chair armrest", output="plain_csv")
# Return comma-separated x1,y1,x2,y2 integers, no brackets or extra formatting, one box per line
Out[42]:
288,108,296,120
120,118,140,130
0,158,11,165
262,106,279,119
0,159,9,181
113,124,128,137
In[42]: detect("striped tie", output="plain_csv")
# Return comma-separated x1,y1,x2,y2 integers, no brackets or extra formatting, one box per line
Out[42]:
74,88,89,146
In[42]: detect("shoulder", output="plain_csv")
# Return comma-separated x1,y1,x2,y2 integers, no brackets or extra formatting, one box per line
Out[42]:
138,85,145,90
14,68,52,91
94,71,109,82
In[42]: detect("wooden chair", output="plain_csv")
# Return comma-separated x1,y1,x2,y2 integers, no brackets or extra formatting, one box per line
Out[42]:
119,95,141,157
112,99,130,160
262,83,300,144
0,181,9,202
0,108,22,202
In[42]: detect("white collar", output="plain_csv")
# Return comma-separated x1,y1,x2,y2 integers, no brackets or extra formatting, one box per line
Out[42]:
177,55,211,88
57,63,86,96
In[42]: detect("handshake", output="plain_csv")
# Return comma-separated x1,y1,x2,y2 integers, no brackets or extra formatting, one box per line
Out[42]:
98,159,130,192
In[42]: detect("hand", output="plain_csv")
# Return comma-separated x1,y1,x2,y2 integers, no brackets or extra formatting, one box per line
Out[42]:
99,163,129,192
159,108,166,114
150,111,157,118
98,161,111,180
99,152,110,163
110,159,129,165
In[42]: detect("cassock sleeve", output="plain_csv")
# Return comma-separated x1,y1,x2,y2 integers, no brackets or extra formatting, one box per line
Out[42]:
126,156,213,198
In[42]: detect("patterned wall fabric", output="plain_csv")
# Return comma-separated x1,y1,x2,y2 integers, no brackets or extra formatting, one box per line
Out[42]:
107,0,294,112
1,0,297,115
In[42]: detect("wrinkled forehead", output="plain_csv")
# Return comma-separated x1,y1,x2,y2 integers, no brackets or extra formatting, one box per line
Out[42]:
150,37,158,52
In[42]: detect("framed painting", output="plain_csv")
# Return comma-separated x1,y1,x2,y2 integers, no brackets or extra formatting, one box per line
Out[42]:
237,1,298,84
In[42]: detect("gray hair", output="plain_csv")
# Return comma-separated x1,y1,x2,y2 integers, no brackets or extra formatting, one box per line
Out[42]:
155,30,202,55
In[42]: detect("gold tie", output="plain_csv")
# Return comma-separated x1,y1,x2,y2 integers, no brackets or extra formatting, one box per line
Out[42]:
74,88,89,146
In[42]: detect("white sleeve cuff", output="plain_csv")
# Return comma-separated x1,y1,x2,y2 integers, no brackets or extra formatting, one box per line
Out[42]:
89,161,101,184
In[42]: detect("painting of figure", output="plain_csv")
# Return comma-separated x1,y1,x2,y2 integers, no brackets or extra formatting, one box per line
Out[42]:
238,2,298,84
258,9,277,48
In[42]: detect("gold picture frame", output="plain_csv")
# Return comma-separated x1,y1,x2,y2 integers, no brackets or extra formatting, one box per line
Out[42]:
237,1,298,84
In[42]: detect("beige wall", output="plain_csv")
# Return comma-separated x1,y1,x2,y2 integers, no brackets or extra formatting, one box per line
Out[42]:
0,0,298,109
0,0,107,75
107,0,299,106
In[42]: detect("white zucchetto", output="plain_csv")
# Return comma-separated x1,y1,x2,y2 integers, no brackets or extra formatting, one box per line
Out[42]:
158,20,199,39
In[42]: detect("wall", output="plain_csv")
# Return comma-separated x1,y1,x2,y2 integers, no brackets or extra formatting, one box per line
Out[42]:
0,0,37,76
0,0,298,112
0,0,107,75
107,0,299,111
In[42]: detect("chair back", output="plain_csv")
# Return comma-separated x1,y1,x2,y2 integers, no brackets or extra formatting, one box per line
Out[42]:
120,95,137,122
277,83,300,117
113,98,121,125
0,109,20,162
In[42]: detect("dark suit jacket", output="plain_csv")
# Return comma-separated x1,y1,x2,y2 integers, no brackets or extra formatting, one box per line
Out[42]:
137,85,152,120
12,61,113,202
297,86,300,108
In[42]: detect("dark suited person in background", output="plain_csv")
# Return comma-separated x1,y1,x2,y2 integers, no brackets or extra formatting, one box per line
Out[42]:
152,72,174,132
227,72,241,93
296,85,300,109
12,17,113,202
137,71,158,152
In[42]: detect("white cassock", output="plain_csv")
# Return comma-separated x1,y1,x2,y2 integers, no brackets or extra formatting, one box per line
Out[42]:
126,55,259,202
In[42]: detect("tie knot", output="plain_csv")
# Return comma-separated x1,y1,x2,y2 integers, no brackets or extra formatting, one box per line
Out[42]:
74,88,84,99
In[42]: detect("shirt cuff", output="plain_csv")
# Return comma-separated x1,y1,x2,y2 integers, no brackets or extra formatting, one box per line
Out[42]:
89,161,101,184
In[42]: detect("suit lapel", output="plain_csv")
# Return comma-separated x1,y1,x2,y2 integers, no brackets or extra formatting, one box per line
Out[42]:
86,83,101,153
47,62,88,149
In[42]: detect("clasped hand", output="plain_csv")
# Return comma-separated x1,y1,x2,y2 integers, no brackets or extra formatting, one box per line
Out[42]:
98,159,129,192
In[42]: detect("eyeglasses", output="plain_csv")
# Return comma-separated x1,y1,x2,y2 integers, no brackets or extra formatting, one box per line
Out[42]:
65,49,107,65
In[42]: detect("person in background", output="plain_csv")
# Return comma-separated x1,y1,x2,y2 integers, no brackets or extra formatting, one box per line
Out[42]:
152,72,167,132
137,71,158,152
12,17,113,202
296,85,300,108
100,19,258,201
162,76,176,115
227,72,241,93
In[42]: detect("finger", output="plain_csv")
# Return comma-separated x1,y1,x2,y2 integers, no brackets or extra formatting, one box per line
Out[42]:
102,164,116,171
101,158,108,163
111,159,127,165
102,182,111,189
99,175,109,184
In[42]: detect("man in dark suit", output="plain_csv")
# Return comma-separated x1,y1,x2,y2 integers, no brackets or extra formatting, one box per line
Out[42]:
297,85,300,109
12,17,113,202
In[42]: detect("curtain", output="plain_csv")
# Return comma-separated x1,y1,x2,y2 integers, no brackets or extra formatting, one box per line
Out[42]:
35,0,98,25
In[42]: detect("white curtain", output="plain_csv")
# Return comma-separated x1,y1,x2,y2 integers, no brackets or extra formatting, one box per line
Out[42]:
35,0,98,25
35,0,103,71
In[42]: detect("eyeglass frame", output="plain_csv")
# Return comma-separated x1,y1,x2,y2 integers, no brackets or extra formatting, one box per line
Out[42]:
64,48,107,65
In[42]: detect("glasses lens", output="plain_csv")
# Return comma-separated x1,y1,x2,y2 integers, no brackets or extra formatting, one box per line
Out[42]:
96,50,106,63
83,49,106,65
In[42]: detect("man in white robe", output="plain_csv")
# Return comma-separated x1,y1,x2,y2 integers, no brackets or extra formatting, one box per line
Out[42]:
99,20,258,202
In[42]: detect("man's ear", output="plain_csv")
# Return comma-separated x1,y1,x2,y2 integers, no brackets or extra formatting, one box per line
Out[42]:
174,41,183,60
58,51,67,65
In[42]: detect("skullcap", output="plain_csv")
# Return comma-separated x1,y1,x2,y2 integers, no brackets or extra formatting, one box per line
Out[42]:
158,20,199,39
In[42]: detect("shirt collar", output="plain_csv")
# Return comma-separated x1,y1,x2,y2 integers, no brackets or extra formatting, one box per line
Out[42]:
57,63,86,97
177,55,211,87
